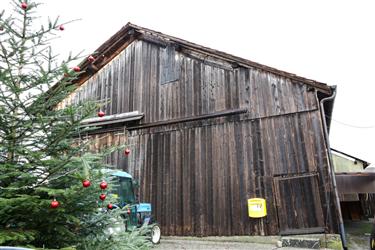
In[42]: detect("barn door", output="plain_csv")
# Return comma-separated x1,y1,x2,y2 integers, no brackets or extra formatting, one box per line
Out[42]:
273,173,325,235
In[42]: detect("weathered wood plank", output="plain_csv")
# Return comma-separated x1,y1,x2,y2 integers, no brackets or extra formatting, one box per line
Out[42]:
63,37,336,237
62,39,319,127
87,108,333,236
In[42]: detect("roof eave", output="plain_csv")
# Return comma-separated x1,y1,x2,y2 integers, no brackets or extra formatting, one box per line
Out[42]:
50,22,332,99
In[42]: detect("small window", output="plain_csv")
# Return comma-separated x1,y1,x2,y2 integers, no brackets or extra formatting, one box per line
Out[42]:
160,45,180,84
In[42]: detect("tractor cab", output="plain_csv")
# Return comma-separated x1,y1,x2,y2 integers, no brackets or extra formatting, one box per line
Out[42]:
110,170,136,206
108,170,160,244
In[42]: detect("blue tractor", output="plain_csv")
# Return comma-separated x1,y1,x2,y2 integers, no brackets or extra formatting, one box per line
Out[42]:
109,170,161,244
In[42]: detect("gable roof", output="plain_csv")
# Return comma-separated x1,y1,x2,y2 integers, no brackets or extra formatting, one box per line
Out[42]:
60,22,332,95
331,148,370,168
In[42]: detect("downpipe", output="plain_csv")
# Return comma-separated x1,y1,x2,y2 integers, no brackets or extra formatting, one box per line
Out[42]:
319,86,348,250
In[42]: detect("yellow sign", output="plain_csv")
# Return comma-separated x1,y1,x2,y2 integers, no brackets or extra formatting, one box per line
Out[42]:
248,198,267,218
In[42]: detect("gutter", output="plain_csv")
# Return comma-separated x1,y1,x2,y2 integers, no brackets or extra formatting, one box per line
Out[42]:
319,86,348,250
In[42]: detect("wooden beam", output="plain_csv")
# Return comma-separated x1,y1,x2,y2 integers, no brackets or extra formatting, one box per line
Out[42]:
81,111,143,127
127,108,247,130
138,34,169,48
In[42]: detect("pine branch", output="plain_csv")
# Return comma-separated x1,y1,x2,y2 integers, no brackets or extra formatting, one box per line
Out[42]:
0,2,142,248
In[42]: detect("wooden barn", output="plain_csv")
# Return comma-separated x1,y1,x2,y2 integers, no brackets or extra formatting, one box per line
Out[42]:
56,23,342,237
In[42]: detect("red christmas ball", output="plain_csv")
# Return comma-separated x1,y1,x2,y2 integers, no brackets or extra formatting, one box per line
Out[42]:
73,66,80,72
124,148,131,156
97,111,105,117
21,2,28,10
107,203,113,210
82,179,91,188
59,25,65,31
88,55,95,63
100,181,108,190
99,193,106,201
50,200,59,209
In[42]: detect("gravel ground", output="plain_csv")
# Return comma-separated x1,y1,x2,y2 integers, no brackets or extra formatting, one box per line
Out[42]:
151,221,374,250
154,238,315,250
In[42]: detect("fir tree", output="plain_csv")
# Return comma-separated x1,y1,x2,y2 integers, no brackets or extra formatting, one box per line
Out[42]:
0,1,151,249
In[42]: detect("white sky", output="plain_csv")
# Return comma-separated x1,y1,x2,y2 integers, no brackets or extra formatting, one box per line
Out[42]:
3,0,375,165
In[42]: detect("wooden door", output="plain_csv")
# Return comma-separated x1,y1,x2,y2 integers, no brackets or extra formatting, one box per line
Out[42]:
273,173,326,235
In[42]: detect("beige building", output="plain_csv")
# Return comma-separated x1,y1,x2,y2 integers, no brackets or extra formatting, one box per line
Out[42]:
333,148,374,220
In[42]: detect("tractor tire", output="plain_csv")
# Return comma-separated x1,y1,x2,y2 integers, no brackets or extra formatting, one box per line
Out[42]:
150,224,161,244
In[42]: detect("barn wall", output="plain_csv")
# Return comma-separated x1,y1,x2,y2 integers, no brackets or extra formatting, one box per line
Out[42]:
89,109,336,236
66,38,337,235
59,40,318,124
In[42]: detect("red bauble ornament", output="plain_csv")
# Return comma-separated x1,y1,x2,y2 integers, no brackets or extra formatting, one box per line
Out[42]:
73,66,80,72
100,181,108,190
82,179,91,188
59,25,65,31
21,2,28,10
107,203,113,210
99,193,106,201
88,55,95,63
97,111,105,117
50,199,59,209
124,148,131,156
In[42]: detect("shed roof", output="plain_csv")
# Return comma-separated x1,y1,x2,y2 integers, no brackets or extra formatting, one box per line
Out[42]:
63,22,332,95
331,148,370,168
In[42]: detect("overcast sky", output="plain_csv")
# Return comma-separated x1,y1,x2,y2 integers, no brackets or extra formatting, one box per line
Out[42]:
3,0,375,165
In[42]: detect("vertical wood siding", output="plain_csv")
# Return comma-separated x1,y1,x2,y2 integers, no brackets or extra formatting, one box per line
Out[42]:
65,38,336,236
88,110,335,236
59,40,318,124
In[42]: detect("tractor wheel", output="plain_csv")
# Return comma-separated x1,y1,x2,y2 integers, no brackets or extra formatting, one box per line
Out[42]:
150,224,161,244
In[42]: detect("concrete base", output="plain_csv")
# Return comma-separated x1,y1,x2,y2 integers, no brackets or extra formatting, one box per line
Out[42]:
160,234,342,249
281,236,320,249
